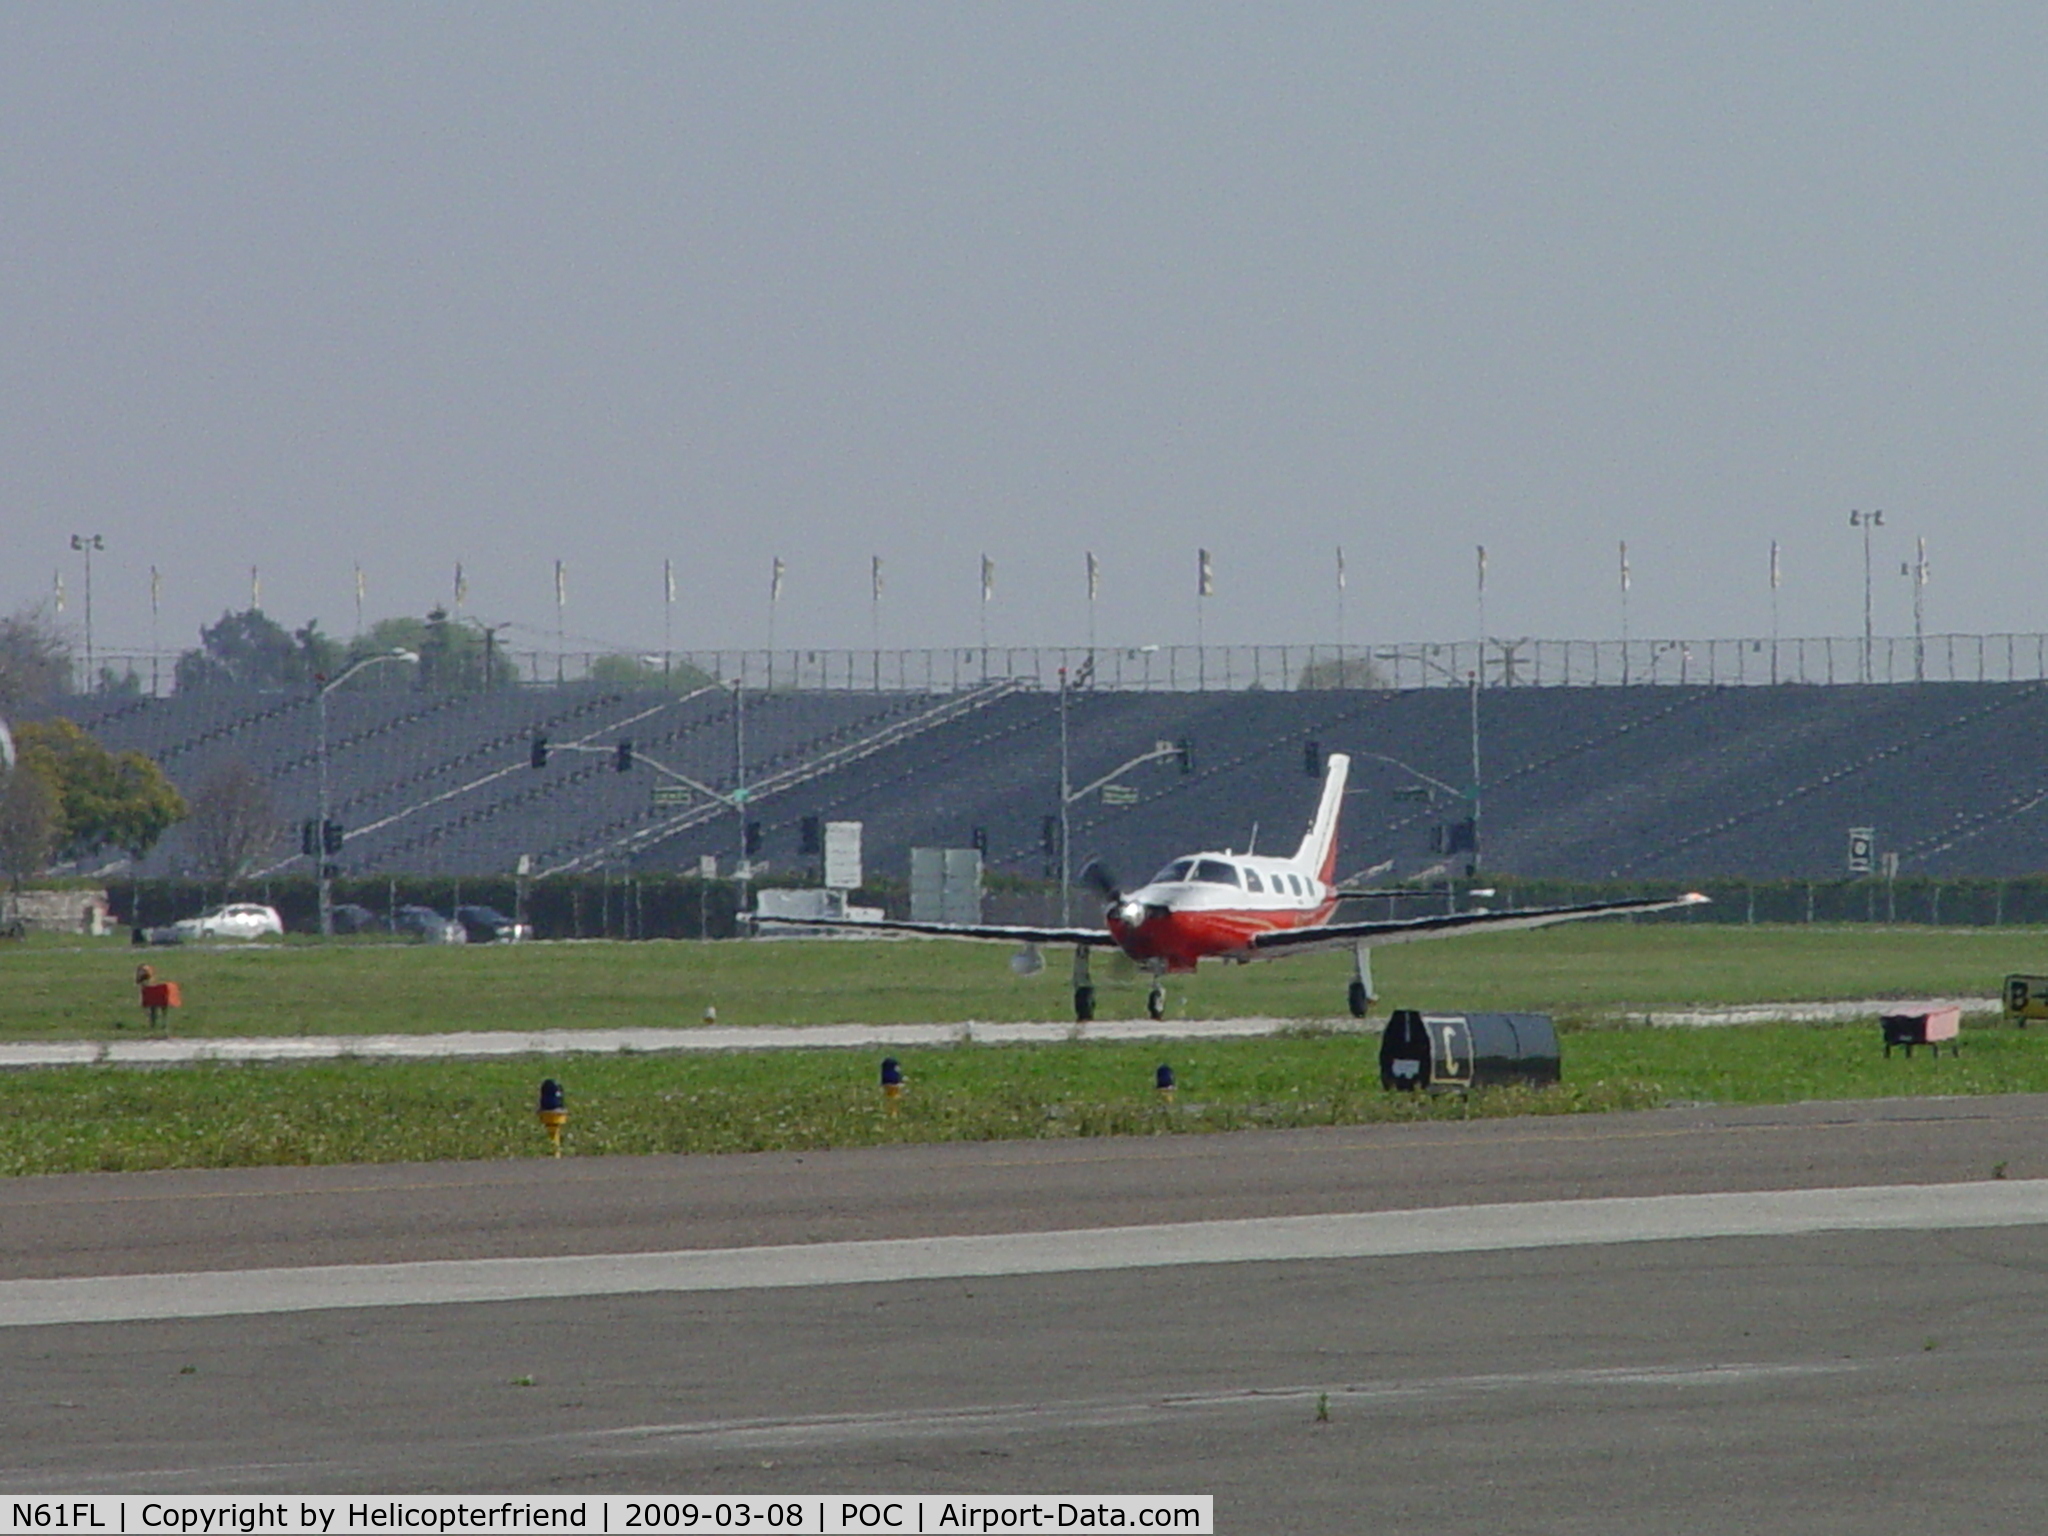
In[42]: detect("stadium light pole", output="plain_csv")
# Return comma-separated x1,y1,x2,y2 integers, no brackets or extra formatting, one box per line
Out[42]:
68,534,102,689
315,650,416,938
1849,509,1884,683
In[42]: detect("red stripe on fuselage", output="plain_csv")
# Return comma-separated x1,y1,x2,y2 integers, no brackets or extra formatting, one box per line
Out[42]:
1107,899,1339,972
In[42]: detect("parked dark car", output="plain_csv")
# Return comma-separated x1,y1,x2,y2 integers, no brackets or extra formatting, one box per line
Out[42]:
455,904,531,943
393,905,465,944
329,903,384,935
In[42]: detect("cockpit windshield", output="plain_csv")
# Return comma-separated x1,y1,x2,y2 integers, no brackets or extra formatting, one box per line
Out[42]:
1150,859,1195,885
1190,859,1242,887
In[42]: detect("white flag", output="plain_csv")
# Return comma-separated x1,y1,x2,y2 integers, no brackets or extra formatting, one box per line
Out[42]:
981,555,995,603
1619,541,1630,592
52,571,65,613
251,566,261,611
355,564,366,604
1336,545,1346,591
1476,545,1486,594
1769,540,1780,591
1086,550,1099,603
664,558,675,605
454,562,468,606
1198,548,1214,598
872,555,883,602
150,565,161,616
554,559,566,608
771,557,785,602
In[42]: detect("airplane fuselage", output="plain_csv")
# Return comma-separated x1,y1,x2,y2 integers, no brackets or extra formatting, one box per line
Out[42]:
1105,853,1341,972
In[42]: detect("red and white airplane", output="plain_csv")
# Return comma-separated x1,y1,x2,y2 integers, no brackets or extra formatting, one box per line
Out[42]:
764,752,1706,1021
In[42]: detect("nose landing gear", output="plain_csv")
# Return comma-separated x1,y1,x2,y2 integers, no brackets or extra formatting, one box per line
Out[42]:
1348,943,1377,1019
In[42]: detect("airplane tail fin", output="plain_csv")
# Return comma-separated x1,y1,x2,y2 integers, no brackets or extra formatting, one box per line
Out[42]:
1293,752,1349,884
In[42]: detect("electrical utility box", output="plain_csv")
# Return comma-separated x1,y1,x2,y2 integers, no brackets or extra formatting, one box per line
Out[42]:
824,821,864,892
911,847,983,925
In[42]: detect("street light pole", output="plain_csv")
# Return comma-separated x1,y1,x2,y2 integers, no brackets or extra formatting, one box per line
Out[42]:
1849,509,1884,682
314,650,417,937
1059,668,1072,924
68,534,102,689
1468,668,1482,878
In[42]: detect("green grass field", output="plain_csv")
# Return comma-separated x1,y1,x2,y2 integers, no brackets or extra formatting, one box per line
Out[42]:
3,924,2045,1176
2,1022,2042,1177
1,922,2039,1037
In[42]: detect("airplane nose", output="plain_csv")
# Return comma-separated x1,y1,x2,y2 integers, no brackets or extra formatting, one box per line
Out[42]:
1117,899,1148,929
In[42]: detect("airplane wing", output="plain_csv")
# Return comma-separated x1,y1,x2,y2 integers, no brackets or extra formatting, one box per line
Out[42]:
1249,892,1710,957
756,915,1122,947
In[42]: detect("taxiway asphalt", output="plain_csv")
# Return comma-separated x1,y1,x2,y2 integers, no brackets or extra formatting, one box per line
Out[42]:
5,1096,2048,1530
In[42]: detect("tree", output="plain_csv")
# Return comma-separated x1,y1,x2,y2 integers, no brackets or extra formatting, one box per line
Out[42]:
588,653,717,693
175,610,343,692
0,606,72,712
184,762,281,883
14,718,186,862
1297,656,1388,690
0,761,60,894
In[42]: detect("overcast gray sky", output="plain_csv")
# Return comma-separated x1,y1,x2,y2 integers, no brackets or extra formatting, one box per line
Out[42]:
5,3,2045,661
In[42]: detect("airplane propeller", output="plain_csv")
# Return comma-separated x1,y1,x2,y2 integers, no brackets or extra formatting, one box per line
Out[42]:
1079,859,1121,902
1081,859,1151,930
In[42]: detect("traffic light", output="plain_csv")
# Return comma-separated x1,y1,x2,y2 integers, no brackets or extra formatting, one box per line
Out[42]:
300,818,319,856
1041,815,1058,856
615,739,634,772
799,815,822,856
744,820,763,856
1176,738,1195,775
530,735,549,769
1303,740,1322,777
972,826,989,856
322,820,344,856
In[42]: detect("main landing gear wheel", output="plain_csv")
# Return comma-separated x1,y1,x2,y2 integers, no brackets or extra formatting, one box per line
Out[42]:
1147,983,1166,1021
1348,979,1370,1019
1073,985,1096,1022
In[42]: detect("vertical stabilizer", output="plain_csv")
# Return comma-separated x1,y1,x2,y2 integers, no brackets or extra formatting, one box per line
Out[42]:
1293,752,1350,883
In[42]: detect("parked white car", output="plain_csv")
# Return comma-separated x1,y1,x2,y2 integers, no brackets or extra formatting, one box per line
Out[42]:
168,903,285,941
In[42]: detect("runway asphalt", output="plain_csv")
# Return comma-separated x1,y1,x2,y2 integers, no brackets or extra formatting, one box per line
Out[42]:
5,1095,2048,1530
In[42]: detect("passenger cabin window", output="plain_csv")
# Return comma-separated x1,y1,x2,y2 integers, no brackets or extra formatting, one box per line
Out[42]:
1288,874,1305,896
1151,859,1195,885
1191,859,1242,887
1244,869,1264,893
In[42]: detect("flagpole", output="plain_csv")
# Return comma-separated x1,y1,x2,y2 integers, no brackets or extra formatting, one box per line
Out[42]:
553,560,566,684
1619,541,1630,686
1769,540,1781,685
979,555,993,682
870,556,883,691
1085,551,1099,666
1196,548,1212,690
149,565,161,697
768,557,784,690
1475,545,1486,687
663,557,675,679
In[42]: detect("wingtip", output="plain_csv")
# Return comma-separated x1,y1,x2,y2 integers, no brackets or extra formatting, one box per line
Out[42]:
1682,891,1711,905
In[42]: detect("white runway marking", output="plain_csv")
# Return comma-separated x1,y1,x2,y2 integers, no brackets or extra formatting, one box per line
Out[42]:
583,1362,1857,1453
0,1017,1337,1069
5,1179,2047,1330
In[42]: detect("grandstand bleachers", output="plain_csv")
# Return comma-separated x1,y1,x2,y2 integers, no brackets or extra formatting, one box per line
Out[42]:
31,679,2048,883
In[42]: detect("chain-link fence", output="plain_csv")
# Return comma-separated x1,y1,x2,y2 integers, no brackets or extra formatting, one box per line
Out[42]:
73,630,2048,697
